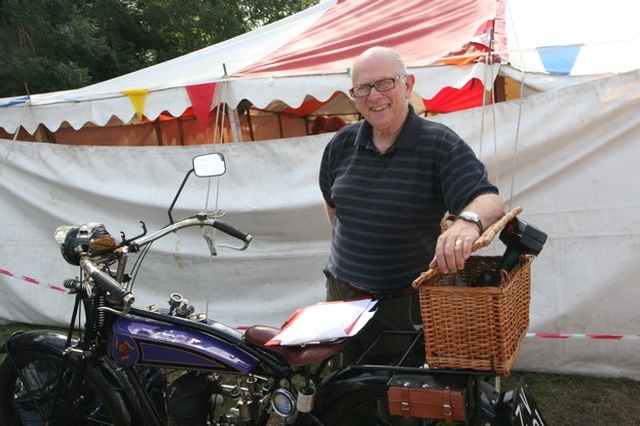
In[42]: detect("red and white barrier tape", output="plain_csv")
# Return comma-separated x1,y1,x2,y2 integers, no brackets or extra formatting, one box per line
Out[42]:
526,332,640,340
2,267,640,340
0,268,66,292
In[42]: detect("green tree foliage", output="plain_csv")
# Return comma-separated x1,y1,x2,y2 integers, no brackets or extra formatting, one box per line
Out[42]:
0,0,318,97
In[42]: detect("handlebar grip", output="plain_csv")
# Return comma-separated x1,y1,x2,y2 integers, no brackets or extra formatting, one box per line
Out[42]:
213,221,253,243
81,260,135,307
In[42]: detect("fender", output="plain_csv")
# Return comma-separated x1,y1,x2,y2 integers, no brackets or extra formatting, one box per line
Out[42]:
1,330,123,387
313,370,389,413
1,329,73,356
1,329,136,424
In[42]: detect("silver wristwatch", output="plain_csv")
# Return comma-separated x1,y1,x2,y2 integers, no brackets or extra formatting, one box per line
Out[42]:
457,211,484,234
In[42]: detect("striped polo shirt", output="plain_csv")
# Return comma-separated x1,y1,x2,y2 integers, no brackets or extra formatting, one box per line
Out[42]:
319,106,498,292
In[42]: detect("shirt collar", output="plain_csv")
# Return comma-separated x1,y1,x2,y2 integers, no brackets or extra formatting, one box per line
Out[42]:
353,104,420,150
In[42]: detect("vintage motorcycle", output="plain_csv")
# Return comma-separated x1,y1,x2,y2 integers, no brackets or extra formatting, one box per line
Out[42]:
0,152,545,425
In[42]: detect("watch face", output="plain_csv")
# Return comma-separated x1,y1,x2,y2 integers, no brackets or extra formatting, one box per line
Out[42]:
459,211,483,233
460,212,479,222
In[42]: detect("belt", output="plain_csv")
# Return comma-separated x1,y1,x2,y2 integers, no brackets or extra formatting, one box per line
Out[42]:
345,282,416,300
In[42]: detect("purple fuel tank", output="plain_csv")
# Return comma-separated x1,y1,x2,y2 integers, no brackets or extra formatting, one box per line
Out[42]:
108,315,260,374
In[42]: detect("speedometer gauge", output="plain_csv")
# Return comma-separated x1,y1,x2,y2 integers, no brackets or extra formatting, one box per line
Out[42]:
271,388,296,417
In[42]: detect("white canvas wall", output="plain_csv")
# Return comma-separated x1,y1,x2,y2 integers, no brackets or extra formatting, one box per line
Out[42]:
1,69,639,379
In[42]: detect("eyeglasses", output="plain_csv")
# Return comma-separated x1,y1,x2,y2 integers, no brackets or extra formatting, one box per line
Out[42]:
350,74,407,98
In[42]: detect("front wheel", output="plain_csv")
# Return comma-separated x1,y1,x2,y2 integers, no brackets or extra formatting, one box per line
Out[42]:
0,344,130,425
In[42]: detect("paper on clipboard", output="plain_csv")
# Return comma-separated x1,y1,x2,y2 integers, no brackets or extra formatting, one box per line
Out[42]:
265,298,378,346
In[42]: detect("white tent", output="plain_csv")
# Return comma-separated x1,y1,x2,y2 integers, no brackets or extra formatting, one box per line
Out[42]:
1,0,639,143
0,0,505,143
2,0,639,143
501,0,640,97
505,0,640,75
1,0,639,379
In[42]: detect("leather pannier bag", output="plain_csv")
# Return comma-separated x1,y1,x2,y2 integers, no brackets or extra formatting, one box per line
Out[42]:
387,374,467,424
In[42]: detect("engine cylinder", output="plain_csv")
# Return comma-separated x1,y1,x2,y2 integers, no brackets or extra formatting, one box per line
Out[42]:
167,373,210,425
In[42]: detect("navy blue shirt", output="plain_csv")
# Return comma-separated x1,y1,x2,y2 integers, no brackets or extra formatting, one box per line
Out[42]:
319,106,498,291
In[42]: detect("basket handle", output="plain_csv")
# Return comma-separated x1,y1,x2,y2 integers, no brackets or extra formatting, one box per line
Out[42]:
412,206,523,290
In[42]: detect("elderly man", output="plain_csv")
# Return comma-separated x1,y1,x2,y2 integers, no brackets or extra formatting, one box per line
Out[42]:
319,46,504,363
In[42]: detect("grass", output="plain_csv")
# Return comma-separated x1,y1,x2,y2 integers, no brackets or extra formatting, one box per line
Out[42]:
501,372,640,425
1,322,639,424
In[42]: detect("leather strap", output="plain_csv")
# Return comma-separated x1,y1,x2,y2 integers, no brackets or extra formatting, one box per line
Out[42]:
443,387,453,424
400,386,411,420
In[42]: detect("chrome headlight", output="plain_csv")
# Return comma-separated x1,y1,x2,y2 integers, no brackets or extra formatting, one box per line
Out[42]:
54,222,114,266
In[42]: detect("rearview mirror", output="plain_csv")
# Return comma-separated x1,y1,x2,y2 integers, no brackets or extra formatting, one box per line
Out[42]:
193,153,226,178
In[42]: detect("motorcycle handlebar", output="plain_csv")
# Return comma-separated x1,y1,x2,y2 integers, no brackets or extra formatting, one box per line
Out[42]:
65,213,253,311
212,220,252,244
130,215,252,250
80,259,135,308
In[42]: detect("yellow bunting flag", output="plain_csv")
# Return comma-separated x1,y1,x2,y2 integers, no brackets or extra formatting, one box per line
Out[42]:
121,89,149,121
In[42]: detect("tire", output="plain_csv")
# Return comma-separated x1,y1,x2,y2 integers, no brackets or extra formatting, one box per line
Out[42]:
0,348,130,426
317,384,466,426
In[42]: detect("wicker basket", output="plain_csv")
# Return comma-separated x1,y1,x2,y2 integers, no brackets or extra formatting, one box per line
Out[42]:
412,207,532,375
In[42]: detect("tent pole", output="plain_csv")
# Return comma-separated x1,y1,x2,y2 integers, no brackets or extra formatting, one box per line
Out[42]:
246,108,255,141
154,120,164,146
228,108,243,142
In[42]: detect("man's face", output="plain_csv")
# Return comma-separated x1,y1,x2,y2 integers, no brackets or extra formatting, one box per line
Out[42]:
351,55,413,131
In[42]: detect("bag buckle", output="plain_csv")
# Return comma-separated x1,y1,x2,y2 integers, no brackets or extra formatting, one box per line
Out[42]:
443,403,452,416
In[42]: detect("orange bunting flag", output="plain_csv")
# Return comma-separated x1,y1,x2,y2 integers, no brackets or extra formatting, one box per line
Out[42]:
121,89,149,121
185,83,217,133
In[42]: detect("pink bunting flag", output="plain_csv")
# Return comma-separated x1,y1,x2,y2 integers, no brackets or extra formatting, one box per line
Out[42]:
186,83,217,133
